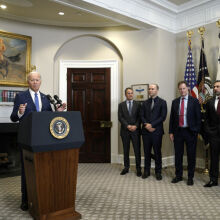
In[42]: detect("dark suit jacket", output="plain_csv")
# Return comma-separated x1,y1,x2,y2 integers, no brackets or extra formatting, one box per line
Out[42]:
140,96,167,135
204,96,220,140
118,100,140,136
10,89,52,122
169,95,201,134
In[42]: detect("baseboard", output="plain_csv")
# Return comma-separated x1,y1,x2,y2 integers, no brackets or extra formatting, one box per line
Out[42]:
114,154,219,169
116,154,174,168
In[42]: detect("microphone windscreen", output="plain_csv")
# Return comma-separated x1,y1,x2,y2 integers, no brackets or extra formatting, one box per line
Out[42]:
54,95,62,104
47,94,55,104
54,95,59,101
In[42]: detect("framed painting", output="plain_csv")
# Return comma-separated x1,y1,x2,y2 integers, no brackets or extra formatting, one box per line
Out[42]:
0,30,31,87
132,84,149,101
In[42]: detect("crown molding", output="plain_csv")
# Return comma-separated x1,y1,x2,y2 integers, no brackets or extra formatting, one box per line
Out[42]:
57,0,220,33
177,0,212,13
1,0,218,32
148,0,212,13
176,0,220,33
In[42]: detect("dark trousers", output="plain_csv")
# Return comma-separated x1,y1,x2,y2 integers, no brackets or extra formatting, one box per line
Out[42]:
121,131,141,170
174,128,197,178
142,133,163,174
209,138,220,182
20,150,28,203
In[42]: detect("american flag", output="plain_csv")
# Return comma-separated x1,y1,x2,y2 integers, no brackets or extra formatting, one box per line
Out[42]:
184,39,198,98
197,38,213,104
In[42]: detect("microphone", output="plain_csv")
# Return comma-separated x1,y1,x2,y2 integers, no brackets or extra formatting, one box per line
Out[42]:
54,95,63,107
46,94,56,105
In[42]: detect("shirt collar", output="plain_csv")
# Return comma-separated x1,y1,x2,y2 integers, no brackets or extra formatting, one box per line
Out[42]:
151,96,158,100
181,95,188,100
126,99,133,103
29,88,40,95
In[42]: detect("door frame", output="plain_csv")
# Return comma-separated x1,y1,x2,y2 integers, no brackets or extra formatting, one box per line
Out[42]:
59,60,119,163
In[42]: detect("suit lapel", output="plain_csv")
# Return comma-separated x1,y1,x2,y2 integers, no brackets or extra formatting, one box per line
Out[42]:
187,96,192,115
122,101,129,116
131,101,137,115
210,97,216,112
151,97,159,112
40,92,46,111
175,97,181,113
26,90,36,111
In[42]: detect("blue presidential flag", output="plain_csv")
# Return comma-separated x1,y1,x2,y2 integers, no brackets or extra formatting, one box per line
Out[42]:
197,38,213,104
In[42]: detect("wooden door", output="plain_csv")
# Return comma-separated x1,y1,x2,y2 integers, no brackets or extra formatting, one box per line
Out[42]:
67,68,111,163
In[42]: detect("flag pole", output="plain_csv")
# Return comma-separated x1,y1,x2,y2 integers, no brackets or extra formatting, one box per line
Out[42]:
187,30,193,39
198,26,209,175
198,27,205,112
216,19,220,80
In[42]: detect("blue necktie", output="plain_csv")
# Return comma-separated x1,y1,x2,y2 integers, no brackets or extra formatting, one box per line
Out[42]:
35,93,40,112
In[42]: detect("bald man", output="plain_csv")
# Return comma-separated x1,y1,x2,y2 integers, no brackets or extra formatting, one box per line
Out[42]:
10,71,66,211
140,84,167,180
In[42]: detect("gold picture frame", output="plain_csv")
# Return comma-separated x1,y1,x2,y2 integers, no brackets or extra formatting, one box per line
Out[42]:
0,30,31,87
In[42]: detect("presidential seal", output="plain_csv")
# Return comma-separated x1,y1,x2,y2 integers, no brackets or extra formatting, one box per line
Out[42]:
50,117,70,139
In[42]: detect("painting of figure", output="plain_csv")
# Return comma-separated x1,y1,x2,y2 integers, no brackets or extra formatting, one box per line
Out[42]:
0,31,31,87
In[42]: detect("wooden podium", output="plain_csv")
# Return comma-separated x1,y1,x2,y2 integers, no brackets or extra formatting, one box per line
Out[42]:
18,111,85,220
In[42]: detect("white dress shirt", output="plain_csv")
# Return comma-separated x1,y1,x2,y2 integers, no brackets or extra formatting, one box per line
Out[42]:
214,96,220,111
126,100,133,111
18,89,42,118
29,89,42,111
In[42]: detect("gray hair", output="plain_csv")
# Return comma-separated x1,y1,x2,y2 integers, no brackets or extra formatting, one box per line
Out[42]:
27,71,41,81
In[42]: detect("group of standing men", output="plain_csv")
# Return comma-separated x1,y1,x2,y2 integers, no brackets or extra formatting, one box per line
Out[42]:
11,74,220,211
118,80,220,188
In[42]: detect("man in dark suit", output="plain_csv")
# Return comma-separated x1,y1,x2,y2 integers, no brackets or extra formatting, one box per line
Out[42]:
118,87,141,177
140,84,167,180
204,80,220,187
10,71,66,211
169,81,201,186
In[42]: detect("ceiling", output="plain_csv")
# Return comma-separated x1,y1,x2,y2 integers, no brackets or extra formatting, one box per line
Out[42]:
0,0,217,32
0,0,124,27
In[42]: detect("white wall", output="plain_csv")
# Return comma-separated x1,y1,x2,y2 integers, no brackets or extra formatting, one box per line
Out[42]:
0,18,177,161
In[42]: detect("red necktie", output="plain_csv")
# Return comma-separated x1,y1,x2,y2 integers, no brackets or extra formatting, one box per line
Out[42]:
179,98,185,127
217,97,220,116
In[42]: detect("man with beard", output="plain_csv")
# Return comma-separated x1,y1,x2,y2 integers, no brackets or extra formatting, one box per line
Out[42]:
204,80,220,187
